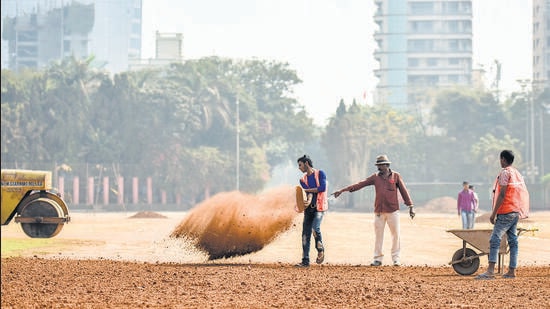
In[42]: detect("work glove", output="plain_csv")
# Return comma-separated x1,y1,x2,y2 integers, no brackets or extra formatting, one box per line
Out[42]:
409,205,415,219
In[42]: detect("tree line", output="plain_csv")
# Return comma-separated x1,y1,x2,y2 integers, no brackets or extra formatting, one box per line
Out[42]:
1,56,549,205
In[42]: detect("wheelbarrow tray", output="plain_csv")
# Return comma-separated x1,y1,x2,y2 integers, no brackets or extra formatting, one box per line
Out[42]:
447,229,508,253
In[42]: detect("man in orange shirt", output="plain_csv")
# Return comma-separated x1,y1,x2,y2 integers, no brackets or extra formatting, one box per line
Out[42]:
475,150,530,280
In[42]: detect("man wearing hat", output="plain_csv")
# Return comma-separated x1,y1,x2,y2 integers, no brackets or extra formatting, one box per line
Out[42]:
333,154,415,266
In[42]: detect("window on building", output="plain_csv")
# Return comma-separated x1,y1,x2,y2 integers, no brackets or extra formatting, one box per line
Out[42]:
442,1,459,14
132,23,141,34
409,2,434,15
448,40,458,51
17,31,37,42
462,20,472,33
408,39,433,52
130,38,141,49
426,75,439,85
447,21,458,33
464,58,472,70
408,58,419,67
461,39,472,52
448,75,459,83
461,1,472,13
64,40,71,52
408,76,422,84
449,58,460,65
18,45,37,57
427,58,437,66
410,21,434,33
375,2,382,15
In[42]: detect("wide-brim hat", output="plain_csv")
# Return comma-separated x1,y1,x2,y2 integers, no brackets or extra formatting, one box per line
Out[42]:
374,154,391,165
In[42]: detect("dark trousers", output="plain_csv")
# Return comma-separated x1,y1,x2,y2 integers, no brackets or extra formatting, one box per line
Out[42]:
301,208,324,264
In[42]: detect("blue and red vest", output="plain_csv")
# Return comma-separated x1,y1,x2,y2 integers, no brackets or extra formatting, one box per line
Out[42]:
300,169,328,212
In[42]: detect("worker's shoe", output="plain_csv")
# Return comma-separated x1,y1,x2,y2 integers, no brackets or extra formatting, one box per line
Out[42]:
294,262,310,268
393,260,401,266
316,250,325,264
474,272,495,280
370,260,382,266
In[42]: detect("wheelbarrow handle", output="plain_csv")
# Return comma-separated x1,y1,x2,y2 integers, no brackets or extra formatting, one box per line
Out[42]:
517,227,538,237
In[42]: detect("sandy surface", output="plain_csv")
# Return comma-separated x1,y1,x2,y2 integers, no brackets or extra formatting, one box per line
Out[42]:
2,206,550,308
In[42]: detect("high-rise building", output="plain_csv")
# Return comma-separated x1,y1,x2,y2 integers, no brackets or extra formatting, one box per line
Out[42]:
532,0,550,92
88,0,142,72
128,31,184,71
2,2,94,71
373,0,473,109
1,0,142,73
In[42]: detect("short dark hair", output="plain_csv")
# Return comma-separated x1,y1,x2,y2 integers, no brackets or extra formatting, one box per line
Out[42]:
500,150,515,164
297,154,313,167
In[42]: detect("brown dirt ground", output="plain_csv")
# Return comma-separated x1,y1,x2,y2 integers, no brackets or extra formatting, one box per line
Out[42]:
2,257,549,309
2,191,550,308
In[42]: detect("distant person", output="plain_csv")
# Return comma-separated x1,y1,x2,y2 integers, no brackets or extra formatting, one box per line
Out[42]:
295,154,328,268
469,184,479,213
332,154,415,267
457,181,476,229
475,150,530,280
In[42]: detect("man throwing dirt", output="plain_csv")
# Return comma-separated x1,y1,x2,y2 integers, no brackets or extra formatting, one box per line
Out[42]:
295,154,328,267
333,154,415,266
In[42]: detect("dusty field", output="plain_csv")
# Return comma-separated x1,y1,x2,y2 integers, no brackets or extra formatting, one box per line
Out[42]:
2,257,549,309
2,191,550,308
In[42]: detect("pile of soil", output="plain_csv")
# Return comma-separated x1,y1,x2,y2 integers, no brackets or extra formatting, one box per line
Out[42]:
128,211,167,219
475,212,491,223
421,196,456,213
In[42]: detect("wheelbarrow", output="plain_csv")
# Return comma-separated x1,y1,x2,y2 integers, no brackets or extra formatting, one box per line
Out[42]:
447,227,537,275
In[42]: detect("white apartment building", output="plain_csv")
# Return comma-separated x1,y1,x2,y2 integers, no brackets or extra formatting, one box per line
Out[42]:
373,0,473,109
532,0,550,92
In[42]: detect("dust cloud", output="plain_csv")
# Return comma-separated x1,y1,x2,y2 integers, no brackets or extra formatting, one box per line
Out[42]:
170,185,298,260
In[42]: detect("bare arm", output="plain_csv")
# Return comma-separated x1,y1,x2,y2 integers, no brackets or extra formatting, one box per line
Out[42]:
490,185,507,224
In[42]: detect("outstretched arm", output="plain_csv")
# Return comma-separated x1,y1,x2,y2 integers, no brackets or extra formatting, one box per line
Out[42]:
333,175,374,198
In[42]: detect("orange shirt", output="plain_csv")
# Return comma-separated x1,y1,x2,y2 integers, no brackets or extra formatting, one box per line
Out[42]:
493,166,530,218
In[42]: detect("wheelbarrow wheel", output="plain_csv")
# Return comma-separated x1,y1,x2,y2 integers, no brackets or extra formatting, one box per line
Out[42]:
451,248,480,275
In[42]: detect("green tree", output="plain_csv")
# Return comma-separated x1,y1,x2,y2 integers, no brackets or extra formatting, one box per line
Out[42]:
471,133,522,183
323,100,415,208
429,87,506,181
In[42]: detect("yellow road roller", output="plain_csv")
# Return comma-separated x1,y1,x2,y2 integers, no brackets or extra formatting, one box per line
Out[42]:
1,169,70,238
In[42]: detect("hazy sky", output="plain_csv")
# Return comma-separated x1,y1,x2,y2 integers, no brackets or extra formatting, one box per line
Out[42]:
142,0,532,125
